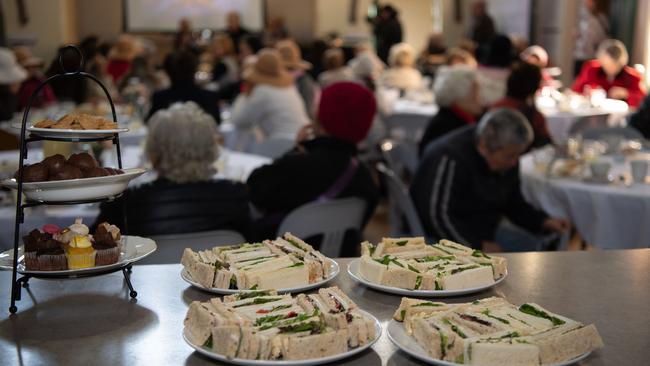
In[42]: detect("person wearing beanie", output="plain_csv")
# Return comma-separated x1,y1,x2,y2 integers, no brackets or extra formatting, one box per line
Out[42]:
246,81,380,253
230,48,310,139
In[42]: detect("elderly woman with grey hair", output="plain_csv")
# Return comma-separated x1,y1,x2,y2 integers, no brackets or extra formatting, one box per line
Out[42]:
411,108,570,252
94,102,250,236
418,66,483,155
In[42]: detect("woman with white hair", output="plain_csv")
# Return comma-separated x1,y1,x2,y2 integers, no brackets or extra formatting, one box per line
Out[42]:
418,66,482,155
378,42,422,91
94,102,250,236
572,39,646,107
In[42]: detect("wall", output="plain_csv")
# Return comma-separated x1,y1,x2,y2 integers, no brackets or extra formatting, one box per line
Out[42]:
314,0,372,40
267,0,315,43
394,0,435,52
76,0,123,41
1,0,78,62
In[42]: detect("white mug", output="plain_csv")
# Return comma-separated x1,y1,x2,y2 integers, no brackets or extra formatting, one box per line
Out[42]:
630,160,649,183
589,161,611,180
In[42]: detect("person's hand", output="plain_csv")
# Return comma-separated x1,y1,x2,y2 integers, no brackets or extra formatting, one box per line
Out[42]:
542,218,571,233
608,86,629,100
482,241,502,253
296,124,316,143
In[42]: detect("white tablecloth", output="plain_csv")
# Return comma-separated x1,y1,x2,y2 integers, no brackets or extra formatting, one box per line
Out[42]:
0,149,270,251
538,98,630,144
520,154,650,249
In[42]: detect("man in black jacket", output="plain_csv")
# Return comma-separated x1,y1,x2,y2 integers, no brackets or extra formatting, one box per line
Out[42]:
411,108,569,251
247,82,380,252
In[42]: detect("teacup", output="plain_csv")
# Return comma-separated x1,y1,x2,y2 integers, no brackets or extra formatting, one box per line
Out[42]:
630,160,649,183
589,161,611,181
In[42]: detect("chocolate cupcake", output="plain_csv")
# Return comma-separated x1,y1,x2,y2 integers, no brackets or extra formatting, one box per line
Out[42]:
92,225,120,266
38,243,68,271
22,229,44,270
23,229,67,271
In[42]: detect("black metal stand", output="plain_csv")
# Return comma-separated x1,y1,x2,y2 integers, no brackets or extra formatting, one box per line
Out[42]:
8,45,133,314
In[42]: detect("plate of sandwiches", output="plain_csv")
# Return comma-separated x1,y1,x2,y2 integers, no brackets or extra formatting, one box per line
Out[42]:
27,114,128,139
347,237,507,296
387,296,603,365
181,233,339,294
183,286,381,365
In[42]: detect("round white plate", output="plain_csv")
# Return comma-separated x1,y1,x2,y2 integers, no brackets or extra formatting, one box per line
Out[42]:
386,319,592,366
0,235,157,275
27,126,129,139
181,258,340,294
347,258,507,297
183,309,381,366
2,168,146,202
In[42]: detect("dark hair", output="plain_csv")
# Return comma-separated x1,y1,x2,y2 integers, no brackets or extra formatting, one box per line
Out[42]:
97,42,113,58
381,5,398,18
506,61,542,99
164,50,198,84
485,35,514,68
79,36,99,60
240,35,263,54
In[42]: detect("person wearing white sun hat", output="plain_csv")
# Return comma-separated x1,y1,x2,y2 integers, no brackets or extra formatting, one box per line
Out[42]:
0,48,28,122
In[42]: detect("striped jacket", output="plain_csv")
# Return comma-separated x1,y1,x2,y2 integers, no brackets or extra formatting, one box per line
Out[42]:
410,126,547,249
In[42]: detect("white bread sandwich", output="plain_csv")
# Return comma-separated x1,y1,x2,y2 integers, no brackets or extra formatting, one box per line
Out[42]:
357,238,507,292
184,286,377,361
393,297,603,365
181,233,334,291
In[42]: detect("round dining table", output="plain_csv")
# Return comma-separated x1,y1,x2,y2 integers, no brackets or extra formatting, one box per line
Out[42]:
519,153,650,249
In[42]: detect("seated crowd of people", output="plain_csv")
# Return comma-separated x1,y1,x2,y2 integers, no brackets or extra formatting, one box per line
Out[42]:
1,9,649,255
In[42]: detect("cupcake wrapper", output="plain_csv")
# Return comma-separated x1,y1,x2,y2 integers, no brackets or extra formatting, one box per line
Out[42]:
25,252,39,270
67,250,96,270
38,254,68,271
95,247,120,266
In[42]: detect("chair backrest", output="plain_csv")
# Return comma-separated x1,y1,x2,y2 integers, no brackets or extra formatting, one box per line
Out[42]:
376,162,425,237
138,230,246,265
380,138,418,177
579,126,645,141
276,197,366,257
249,137,295,159
383,113,430,141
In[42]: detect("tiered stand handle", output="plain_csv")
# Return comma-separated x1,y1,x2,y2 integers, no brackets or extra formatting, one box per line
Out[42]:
9,45,134,314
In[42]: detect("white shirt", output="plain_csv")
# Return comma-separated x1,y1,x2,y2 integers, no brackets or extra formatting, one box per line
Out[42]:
230,84,310,139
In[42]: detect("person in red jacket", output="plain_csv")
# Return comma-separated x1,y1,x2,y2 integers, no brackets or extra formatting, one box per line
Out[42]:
572,39,646,108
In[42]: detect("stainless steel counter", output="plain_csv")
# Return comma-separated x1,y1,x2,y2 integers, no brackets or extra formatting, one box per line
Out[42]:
1,250,649,365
